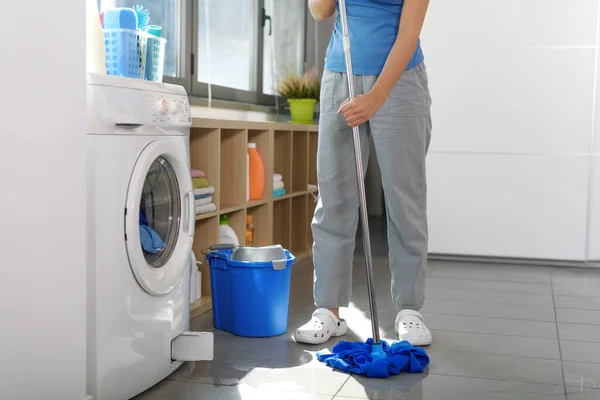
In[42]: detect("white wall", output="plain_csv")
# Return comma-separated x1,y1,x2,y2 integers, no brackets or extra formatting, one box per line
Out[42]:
0,0,87,398
422,0,600,261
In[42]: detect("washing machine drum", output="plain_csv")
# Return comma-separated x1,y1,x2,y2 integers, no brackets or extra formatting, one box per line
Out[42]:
125,141,194,296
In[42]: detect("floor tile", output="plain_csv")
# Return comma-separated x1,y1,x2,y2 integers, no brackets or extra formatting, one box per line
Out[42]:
421,299,555,322
430,261,552,284
429,330,560,360
563,361,600,389
421,313,558,339
427,277,552,295
167,217,600,400
425,286,554,307
558,323,600,343
425,349,564,385
551,268,600,287
567,388,600,399
134,379,334,400
556,309,600,326
166,358,350,396
553,284,600,299
555,296,600,311
561,341,600,364
200,329,331,364
336,374,566,400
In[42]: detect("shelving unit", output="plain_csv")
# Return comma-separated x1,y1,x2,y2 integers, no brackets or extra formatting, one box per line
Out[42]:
189,118,318,320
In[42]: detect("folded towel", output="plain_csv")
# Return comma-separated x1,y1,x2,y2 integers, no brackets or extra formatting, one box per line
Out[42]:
191,169,205,178
195,196,213,207
317,339,430,378
195,203,217,215
192,177,210,189
139,225,166,254
273,181,285,190
195,193,212,200
194,186,215,196
273,173,283,182
273,188,286,198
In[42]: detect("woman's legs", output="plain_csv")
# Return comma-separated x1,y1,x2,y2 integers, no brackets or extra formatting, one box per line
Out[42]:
294,70,370,344
311,80,371,311
295,64,432,346
369,62,432,345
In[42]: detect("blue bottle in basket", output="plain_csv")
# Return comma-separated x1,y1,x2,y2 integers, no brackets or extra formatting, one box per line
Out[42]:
206,245,296,337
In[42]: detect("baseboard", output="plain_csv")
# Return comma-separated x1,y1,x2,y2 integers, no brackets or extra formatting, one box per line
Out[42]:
428,253,599,269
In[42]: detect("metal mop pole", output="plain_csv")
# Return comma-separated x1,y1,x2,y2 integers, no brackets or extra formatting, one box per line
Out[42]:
338,0,380,345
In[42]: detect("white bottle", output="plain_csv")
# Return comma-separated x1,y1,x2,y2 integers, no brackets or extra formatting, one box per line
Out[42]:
86,0,106,74
219,215,239,246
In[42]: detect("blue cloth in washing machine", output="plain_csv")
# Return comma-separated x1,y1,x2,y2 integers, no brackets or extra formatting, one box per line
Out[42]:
139,225,166,254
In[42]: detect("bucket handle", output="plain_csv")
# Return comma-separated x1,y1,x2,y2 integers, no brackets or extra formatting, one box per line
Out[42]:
272,259,287,271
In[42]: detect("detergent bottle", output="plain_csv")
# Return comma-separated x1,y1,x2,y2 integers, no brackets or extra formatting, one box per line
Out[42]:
248,143,265,200
219,215,239,246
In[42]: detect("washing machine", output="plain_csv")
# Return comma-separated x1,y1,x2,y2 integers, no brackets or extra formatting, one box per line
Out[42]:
86,73,213,400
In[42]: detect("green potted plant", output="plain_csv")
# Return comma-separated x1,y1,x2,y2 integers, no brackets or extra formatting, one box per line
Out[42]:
278,67,320,124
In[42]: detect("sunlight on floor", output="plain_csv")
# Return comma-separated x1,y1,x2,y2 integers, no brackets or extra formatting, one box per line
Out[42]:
345,302,398,343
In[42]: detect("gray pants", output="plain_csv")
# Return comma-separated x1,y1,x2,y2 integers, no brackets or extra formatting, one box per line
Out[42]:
312,63,432,312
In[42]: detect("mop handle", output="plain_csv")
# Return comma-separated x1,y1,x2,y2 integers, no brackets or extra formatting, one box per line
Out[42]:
338,0,380,345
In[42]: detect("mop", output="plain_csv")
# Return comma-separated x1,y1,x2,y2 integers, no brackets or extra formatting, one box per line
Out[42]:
316,0,430,378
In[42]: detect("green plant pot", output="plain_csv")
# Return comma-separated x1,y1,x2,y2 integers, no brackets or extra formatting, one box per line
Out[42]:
288,98,317,124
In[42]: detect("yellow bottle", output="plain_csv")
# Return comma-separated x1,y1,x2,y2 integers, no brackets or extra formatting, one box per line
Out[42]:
246,215,254,246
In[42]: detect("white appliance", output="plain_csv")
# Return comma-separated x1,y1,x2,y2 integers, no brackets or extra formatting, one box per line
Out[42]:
86,74,213,400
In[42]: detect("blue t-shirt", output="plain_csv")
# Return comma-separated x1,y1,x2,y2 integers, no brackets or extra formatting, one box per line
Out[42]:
325,0,424,75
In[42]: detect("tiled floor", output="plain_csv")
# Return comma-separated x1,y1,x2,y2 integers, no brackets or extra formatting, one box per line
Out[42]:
135,219,600,400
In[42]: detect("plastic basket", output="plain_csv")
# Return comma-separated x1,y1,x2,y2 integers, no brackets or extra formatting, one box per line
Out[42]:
206,248,296,337
103,28,146,79
145,35,167,82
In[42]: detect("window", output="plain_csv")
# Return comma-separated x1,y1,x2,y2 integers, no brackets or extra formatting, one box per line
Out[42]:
262,0,306,96
99,0,306,106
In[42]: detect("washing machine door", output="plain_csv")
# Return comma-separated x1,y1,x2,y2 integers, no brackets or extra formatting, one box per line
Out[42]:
124,140,195,296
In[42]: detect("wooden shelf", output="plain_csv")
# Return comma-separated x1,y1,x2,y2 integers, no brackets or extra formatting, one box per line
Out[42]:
273,197,292,251
274,193,293,201
274,130,292,197
248,199,268,207
195,211,218,221
219,204,246,214
190,296,213,320
292,131,309,193
189,119,319,320
309,131,318,187
220,129,247,209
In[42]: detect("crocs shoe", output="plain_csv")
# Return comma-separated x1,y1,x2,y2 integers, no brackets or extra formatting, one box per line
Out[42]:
395,309,432,346
294,308,348,345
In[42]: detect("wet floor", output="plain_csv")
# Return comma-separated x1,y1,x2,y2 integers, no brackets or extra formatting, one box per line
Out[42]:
135,218,600,400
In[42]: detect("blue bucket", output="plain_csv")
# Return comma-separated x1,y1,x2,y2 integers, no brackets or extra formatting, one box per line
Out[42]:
206,248,295,337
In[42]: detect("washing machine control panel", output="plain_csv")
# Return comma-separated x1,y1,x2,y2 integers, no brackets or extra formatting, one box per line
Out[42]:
150,95,192,126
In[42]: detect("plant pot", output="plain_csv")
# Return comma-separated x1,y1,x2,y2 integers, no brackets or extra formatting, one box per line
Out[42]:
288,98,317,124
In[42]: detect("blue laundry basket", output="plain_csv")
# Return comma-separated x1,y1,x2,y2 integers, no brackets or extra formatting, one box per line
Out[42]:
206,248,296,337
103,28,146,79
145,35,167,82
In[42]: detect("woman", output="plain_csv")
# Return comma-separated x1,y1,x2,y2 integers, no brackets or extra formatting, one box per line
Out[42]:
294,0,432,346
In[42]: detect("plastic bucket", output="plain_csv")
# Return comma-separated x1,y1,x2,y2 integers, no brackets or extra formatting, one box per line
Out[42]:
206,248,295,337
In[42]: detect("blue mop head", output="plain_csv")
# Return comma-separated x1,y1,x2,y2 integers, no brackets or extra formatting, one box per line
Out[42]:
316,339,430,378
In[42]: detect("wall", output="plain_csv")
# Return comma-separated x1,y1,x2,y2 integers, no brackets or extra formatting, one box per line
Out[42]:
422,0,599,261
0,0,87,398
